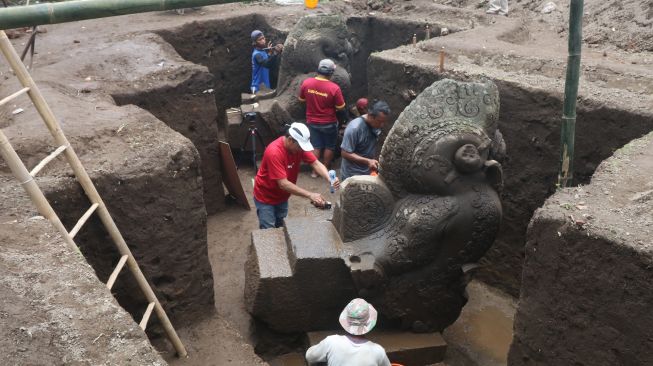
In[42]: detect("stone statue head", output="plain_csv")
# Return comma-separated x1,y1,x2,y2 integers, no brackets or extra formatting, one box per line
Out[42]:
380,79,505,197
277,15,356,99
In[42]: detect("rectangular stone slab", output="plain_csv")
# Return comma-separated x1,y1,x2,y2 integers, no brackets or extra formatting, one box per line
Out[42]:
253,228,293,279
244,228,309,331
285,217,344,264
307,330,447,366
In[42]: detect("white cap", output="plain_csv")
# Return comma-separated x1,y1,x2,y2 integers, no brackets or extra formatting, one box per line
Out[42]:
288,122,313,152
317,58,336,75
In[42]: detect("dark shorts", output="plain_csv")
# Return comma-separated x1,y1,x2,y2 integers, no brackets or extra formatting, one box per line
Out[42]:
308,122,338,150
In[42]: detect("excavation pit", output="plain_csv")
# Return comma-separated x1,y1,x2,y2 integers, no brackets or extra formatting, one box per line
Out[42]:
1,1,653,365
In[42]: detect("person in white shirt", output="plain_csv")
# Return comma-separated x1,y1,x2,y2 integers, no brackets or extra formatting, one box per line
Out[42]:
305,298,391,366
486,0,509,16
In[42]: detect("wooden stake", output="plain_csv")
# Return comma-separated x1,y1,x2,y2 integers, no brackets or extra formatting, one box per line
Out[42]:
439,47,445,73
425,25,430,40
412,33,417,47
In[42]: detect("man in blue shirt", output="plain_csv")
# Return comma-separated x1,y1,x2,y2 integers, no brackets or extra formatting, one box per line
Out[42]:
340,101,390,181
250,30,283,93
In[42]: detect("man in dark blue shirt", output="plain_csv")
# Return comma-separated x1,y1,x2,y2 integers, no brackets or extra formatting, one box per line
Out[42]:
340,101,390,181
250,30,283,93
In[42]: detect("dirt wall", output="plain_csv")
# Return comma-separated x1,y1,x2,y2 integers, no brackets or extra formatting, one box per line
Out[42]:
0,76,215,327
0,178,166,365
42,152,215,326
347,16,438,101
113,68,226,214
509,132,653,366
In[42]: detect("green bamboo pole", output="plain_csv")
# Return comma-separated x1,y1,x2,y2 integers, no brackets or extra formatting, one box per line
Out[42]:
0,0,242,29
557,0,584,188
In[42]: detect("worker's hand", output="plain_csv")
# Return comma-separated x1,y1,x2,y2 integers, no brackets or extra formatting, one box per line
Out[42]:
367,159,379,171
274,43,284,54
332,177,341,190
309,192,326,207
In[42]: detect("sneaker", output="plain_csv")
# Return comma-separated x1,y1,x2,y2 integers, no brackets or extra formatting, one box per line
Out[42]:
486,9,498,14
498,11,509,16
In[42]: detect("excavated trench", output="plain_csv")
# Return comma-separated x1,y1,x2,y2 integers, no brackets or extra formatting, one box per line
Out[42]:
10,10,652,364
104,14,455,357
113,14,653,360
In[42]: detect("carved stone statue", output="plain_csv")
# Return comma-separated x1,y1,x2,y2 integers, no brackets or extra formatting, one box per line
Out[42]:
333,78,505,330
244,78,505,333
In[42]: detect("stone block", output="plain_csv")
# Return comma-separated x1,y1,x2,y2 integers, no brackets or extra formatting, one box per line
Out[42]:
285,218,356,319
244,218,358,332
244,228,308,332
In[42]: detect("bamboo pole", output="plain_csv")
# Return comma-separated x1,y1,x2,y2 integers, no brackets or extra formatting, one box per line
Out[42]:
0,86,30,107
0,0,242,29
0,30,188,357
557,0,584,188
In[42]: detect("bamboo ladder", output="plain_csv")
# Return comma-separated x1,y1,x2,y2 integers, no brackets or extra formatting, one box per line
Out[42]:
0,30,187,357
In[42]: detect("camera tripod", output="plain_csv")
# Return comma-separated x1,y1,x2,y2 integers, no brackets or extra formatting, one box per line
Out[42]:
238,112,267,171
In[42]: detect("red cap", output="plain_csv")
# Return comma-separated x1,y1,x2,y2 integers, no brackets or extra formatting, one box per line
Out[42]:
356,98,368,112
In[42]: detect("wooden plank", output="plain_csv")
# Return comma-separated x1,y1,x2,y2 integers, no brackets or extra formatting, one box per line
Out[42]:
106,254,128,290
29,144,67,177
0,86,30,107
218,141,250,210
139,302,155,330
68,202,99,239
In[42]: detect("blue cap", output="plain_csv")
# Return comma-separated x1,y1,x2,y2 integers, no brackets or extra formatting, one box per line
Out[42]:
251,30,264,43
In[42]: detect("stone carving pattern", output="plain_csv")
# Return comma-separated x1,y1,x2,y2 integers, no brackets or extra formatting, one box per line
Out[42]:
341,184,391,238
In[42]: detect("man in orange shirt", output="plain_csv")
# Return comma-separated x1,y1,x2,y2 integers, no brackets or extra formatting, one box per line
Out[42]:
298,59,347,177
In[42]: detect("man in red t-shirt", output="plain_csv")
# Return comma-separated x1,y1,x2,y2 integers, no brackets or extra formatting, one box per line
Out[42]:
253,122,340,229
298,59,347,177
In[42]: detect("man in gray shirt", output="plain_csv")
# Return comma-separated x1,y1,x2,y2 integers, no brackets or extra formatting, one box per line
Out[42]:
305,298,391,366
340,101,390,181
